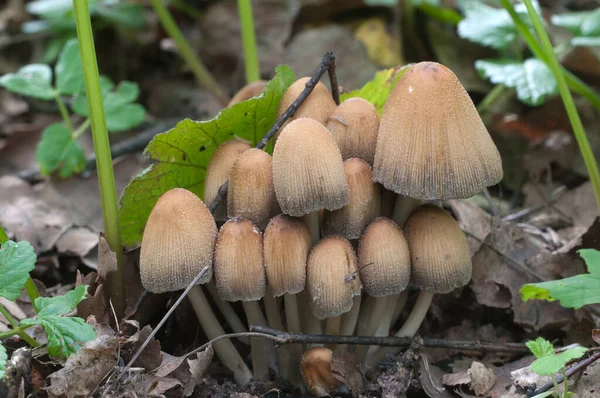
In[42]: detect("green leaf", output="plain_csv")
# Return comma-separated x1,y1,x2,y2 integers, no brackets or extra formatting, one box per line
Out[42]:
36,123,86,178
552,9,600,37
0,343,6,379
42,36,71,64
0,241,36,301
531,347,587,376
572,36,600,47
521,249,600,309
21,285,95,357
118,65,295,247
341,66,409,114
95,2,146,30
475,58,558,106
526,337,555,359
0,64,55,100
26,0,73,16
55,39,84,95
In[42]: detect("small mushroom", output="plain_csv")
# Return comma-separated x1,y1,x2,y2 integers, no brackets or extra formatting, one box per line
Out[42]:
301,347,342,397
278,77,336,126
140,188,253,385
228,80,268,106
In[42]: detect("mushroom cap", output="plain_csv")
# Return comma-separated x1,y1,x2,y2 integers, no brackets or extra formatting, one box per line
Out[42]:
300,347,342,397
325,97,379,165
214,217,266,301
228,80,268,107
227,148,278,230
404,204,471,294
264,214,311,296
322,158,381,239
140,188,217,293
307,235,361,319
272,118,349,217
278,77,336,125
373,61,503,200
204,140,251,220
357,217,411,297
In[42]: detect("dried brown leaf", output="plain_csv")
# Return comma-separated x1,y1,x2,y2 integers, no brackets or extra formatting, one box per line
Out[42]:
98,233,117,279
468,362,495,396
184,344,214,397
331,348,364,397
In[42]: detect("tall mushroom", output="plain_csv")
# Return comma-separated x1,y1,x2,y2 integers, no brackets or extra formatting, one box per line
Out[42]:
140,188,253,385
278,77,337,126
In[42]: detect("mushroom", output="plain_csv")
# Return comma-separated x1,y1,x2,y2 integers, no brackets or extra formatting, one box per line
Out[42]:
228,80,268,107
301,347,342,397
322,158,381,240
366,204,471,369
272,117,349,245
373,61,503,226
140,188,253,385
353,217,411,364
278,77,337,126
325,97,379,165
214,217,270,381
228,148,279,230
307,235,361,349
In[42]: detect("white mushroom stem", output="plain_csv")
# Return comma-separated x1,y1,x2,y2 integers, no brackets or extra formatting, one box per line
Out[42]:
340,295,361,336
365,291,407,363
365,291,434,370
187,286,253,385
284,293,302,334
392,195,422,227
242,301,271,381
390,290,409,327
303,211,321,245
299,290,323,346
353,296,388,362
325,315,342,351
264,292,291,381
206,282,249,345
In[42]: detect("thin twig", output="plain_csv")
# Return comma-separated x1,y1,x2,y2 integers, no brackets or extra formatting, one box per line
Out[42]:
530,350,600,397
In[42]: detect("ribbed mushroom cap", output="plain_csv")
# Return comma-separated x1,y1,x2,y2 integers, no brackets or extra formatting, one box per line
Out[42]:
263,215,311,296
404,204,471,294
357,217,410,297
307,235,361,320
214,217,266,301
373,61,503,200
301,347,342,397
140,188,217,293
322,158,381,239
228,80,268,107
272,118,349,217
278,77,336,125
227,148,278,230
204,141,250,220
325,97,379,165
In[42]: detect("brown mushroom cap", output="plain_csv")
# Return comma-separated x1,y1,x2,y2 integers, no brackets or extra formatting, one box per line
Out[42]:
214,217,266,301
228,80,268,107
325,97,380,165
272,118,349,217
307,235,361,319
404,204,471,294
322,158,381,239
204,141,251,220
140,188,217,293
227,148,278,230
278,77,336,125
300,347,342,397
263,215,311,296
357,217,411,297
373,61,503,200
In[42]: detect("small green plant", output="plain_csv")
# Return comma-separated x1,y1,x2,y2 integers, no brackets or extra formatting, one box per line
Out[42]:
526,337,587,398
0,39,145,178
0,236,96,379
552,9,600,48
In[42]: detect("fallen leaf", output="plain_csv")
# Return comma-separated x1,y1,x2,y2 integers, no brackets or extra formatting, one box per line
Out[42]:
184,345,214,397
55,227,98,262
468,362,495,396
331,348,364,397
97,234,117,279
354,17,403,67
450,199,495,255
123,324,162,371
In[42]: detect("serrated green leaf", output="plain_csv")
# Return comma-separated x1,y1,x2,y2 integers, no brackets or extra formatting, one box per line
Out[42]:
0,343,6,379
0,241,36,301
36,123,86,178
526,337,554,359
106,104,146,132
475,58,558,106
118,65,295,247
552,9,600,37
530,346,587,376
521,249,600,309
341,66,409,114
457,1,518,50
55,39,84,95
22,315,95,357
95,2,146,30
0,64,55,100
34,285,88,317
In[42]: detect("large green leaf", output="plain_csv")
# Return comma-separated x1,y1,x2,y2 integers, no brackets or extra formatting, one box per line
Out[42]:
341,66,409,114
0,64,55,100
0,241,36,301
118,65,295,246
526,337,587,377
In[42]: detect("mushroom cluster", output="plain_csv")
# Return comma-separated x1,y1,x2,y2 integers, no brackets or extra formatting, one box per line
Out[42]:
138,61,503,395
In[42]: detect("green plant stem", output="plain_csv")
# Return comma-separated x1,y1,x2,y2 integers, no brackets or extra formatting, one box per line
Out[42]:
55,92,72,131
477,84,506,113
500,0,600,110
73,118,91,138
0,225,40,311
150,0,228,105
551,375,559,397
72,0,125,319
0,305,40,347
561,368,568,398
520,0,600,210
237,0,260,83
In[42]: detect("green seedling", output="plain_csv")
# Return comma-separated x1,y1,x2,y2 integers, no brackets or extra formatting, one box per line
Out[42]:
552,9,600,48
526,337,587,398
0,39,145,178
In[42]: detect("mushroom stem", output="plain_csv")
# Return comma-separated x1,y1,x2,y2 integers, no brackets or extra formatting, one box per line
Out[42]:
187,286,253,385
299,290,323,345
206,282,249,345
242,301,271,381
303,211,321,245
264,291,291,381
354,296,388,362
366,291,434,370
340,295,361,336
325,315,342,350
392,195,421,226
390,290,409,327
284,293,303,334
365,291,407,364
280,293,307,390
